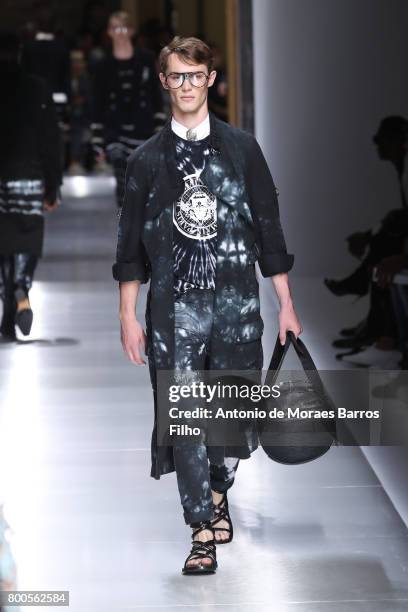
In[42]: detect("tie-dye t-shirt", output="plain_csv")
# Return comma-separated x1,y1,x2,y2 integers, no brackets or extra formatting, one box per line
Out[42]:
172,132,217,299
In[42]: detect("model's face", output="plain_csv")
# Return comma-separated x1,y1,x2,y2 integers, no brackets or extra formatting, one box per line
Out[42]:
107,19,134,43
159,54,216,116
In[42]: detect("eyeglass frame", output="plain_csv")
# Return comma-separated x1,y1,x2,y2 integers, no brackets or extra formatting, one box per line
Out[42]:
163,70,213,89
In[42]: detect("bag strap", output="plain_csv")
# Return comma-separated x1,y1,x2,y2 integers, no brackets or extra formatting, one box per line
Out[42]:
265,331,316,379
264,331,337,414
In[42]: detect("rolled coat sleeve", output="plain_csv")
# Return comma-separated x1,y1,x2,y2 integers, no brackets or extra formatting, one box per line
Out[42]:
112,151,150,283
245,136,294,276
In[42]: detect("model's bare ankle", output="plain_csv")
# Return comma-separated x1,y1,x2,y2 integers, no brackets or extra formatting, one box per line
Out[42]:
212,490,224,505
192,526,213,542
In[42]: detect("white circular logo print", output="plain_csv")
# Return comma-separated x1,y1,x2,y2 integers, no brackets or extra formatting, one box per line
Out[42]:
173,173,217,240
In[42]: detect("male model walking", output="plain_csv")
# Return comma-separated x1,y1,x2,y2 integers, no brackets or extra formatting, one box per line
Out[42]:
91,11,166,207
113,36,302,574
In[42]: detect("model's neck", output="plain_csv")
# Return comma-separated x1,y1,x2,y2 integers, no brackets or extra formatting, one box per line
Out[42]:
113,40,134,60
171,105,209,130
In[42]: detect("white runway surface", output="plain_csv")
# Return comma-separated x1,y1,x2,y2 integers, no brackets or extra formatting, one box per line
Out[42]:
1,177,407,612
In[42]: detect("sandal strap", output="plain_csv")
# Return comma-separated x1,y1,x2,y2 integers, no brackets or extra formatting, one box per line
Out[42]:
213,494,229,513
184,540,217,566
212,514,231,530
212,525,232,534
213,505,229,521
211,495,232,531
191,540,216,555
191,520,215,540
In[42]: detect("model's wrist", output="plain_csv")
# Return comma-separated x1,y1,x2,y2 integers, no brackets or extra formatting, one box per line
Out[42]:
279,297,294,309
119,309,137,323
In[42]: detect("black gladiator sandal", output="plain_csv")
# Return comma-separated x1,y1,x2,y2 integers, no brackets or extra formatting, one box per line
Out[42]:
182,521,217,575
211,492,233,544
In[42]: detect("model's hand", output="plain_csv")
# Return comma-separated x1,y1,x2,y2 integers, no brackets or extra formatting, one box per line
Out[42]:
120,315,147,365
44,199,59,212
279,301,303,346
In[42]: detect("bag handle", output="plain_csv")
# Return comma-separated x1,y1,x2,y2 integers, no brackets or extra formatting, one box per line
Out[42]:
264,331,337,415
267,331,315,374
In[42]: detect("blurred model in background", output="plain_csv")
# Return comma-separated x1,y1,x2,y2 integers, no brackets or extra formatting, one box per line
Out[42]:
68,49,92,175
207,43,228,121
0,29,62,342
21,1,71,162
91,11,166,208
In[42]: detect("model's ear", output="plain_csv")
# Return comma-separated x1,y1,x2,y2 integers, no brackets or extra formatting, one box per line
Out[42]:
208,70,217,88
159,72,168,89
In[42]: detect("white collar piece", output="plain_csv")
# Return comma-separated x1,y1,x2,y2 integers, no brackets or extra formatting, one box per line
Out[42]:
171,114,210,141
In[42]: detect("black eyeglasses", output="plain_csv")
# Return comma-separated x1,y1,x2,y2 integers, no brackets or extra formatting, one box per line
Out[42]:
165,71,210,89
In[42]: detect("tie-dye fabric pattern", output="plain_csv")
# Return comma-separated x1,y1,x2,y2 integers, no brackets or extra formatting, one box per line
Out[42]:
172,133,217,299
113,112,295,479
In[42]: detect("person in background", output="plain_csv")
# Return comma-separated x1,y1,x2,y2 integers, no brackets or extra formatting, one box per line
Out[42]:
90,11,166,208
137,18,173,118
325,116,408,366
68,50,92,176
0,29,62,341
76,0,111,81
207,43,228,121
137,18,173,57
21,0,71,137
374,234,408,370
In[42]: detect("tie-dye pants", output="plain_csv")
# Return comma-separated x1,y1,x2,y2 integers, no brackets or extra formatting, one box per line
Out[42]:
173,287,240,525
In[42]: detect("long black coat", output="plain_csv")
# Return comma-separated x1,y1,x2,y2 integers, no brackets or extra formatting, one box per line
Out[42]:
113,112,295,478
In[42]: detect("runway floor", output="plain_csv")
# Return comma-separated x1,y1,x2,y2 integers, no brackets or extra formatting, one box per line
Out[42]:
1,177,408,612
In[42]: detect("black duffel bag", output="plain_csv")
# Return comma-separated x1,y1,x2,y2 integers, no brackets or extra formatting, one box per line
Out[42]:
257,331,339,464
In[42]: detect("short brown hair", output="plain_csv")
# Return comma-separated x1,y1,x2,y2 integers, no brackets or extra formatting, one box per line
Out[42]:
108,11,134,29
159,36,213,74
